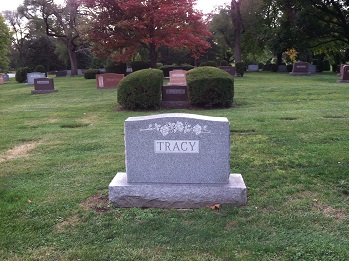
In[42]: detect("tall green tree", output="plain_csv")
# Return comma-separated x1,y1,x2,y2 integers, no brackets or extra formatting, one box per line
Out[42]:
0,14,11,71
19,0,84,75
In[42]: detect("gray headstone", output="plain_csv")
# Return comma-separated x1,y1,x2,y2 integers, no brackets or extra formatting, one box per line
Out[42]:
289,62,311,76
109,113,247,208
125,113,230,184
247,64,259,72
26,72,46,85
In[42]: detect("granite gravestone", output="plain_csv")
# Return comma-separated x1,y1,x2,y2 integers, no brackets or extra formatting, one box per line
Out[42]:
26,72,46,85
96,73,124,89
339,64,349,77
56,70,67,77
289,62,311,76
31,78,58,94
167,70,187,86
0,74,4,84
247,64,259,72
219,66,236,76
109,113,247,208
337,65,349,83
162,70,188,103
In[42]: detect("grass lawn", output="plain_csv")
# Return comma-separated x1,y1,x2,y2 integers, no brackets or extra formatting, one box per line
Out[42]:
1,71,348,260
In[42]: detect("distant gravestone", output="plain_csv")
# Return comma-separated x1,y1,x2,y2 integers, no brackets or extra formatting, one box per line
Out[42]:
167,70,187,86
26,72,46,85
278,65,288,72
309,64,317,74
219,66,236,76
337,65,349,83
109,113,247,208
247,64,259,72
289,62,311,76
0,74,5,84
56,71,67,77
31,78,58,94
4,73,9,81
339,64,349,77
96,73,124,89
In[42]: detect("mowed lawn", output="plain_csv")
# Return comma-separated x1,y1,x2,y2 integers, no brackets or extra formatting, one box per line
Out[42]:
0,71,348,260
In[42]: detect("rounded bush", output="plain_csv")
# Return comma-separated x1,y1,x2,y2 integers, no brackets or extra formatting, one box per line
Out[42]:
186,67,234,108
34,65,46,73
200,61,218,67
220,60,229,66
84,69,100,79
15,67,29,83
235,61,245,76
117,69,163,109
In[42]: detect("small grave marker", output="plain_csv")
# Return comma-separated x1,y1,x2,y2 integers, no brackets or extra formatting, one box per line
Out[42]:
167,70,187,86
219,66,236,76
109,113,247,208
26,72,46,85
31,78,58,94
337,65,349,83
289,62,311,76
96,73,124,89
247,64,259,72
0,74,5,84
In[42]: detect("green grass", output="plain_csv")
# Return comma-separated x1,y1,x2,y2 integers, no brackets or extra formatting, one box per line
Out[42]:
1,72,348,260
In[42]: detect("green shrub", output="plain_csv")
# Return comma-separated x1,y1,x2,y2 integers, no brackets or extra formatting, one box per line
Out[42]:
186,67,234,108
235,61,246,76
84,69,100,79
200,61,218,67
117,69,163,109
15,67,29,83
220,60,229,66
34,65,46,76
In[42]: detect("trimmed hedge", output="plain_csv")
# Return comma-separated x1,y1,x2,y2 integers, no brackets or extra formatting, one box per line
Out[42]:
186,67,234,108
235,61,246,76
34,65,47,76
117,69,163,109
15,67,29,83
84,69,100,79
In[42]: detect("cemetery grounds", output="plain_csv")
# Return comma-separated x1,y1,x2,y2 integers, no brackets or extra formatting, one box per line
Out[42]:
0,71,348,260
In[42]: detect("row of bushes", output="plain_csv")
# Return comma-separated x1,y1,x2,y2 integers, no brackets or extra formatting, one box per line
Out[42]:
15,65,47,83
117,67,234,109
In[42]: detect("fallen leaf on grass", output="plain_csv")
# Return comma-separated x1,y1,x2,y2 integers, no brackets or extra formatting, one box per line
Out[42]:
208,204,221,210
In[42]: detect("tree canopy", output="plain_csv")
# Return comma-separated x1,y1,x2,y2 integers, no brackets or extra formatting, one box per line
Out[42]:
82,0,211,68
0,14,11,71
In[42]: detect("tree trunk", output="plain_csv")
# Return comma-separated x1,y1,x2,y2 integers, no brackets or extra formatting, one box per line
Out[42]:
149,43,158,68
67,41,78,76
231,0,243,62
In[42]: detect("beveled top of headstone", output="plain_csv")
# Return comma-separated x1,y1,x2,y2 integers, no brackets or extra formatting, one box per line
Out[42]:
124,113,231,184
126,113,228,122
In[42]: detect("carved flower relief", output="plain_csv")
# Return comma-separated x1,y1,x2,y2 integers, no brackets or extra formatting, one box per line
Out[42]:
141,121,211,136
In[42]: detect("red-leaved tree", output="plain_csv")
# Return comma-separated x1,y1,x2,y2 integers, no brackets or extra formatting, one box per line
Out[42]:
82,0,211,67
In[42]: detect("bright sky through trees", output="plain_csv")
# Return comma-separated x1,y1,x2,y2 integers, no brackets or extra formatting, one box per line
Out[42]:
1,0,229,14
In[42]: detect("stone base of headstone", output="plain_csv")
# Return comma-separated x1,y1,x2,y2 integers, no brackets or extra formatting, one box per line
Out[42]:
31,89,58,94
109,172,247,208
289,72,312,76
336,80,349,83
